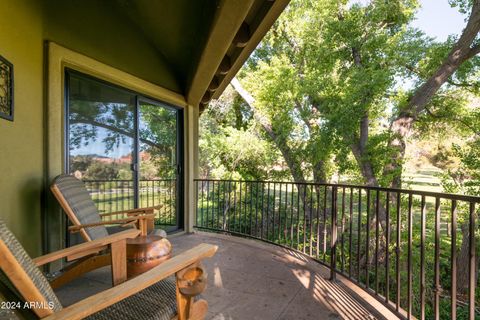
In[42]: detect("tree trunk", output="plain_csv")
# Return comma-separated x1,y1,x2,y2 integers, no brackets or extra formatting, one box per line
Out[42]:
457,221,478,294
231,78,315,224
384,1,480,188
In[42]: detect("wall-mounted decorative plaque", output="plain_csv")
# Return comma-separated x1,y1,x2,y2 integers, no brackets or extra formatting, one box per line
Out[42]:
0,54,13,121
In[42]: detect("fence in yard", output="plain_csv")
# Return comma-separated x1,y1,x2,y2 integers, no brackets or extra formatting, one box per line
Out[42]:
194,179,480,320
83,179,177,226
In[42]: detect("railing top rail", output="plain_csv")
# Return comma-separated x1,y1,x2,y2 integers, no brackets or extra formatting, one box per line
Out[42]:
194,178,480,203
83,179,176,182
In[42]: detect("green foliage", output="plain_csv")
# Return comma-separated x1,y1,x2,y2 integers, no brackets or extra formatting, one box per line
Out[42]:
83,161,122,180
200,86,286,181
237,0,431,185
197,1,480,319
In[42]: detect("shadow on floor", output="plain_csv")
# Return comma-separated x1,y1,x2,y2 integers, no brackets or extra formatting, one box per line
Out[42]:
54,232,390,320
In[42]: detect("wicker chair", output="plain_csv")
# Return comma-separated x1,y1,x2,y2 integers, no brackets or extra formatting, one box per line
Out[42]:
0,219,216,320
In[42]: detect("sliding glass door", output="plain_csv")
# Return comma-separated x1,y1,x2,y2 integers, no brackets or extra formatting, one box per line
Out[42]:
66,70,183,232
138,100,182,230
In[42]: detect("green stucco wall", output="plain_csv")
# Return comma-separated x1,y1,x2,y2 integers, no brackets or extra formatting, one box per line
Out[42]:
0,0,182,257
43,0,182,93
0,0,45,256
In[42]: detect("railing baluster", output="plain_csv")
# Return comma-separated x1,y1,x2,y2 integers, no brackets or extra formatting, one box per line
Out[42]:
210,181,215,229
375,190,379,294
101,181,105,214
223,181,227,230
396,192,401,312
366,189,370,289
434,197,440,320
341,187,346,273
273,183,277,241
469,202,475,320
260,182,265,239
330,186,337,281
195,181,199,226
147,179,150,207
266,182,270,239
303,185,307,254
278,182,283,242
290,183,295,248
239,181,242,234
201,181,205,227
285,183,289,245
358,188,362,281
244,182,248,235
309,184,314,256
218,181,222,230
249,182,254,236
227,180,232,231
170,179,174,225
407,194,412,319
317,186,321,260
420,195,426,320
349,187,353,278
323,186,328,262
233,181,237,233
296,183,300,250
255,182,260,237
205,181,210,228
115,181,119,214
385,191,390,303
451,199,457,320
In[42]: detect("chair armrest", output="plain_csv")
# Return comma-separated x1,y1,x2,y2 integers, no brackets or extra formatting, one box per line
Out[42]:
68,214,156,232
33,229,141,267
100,205,162,218
43,243,217,320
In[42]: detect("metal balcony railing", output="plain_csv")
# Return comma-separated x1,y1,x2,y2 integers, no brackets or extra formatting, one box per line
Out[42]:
194,179,480,320
83,179,177,226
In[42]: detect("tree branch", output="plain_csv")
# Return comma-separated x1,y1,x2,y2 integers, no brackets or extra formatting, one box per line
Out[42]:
424,106,480,136
231,77,307,184
465,43,480,60
70,118,168,153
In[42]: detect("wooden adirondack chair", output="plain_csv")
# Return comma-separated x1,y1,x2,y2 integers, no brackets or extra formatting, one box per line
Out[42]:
50,174,168,288
0,219,216,320
51,174,167,240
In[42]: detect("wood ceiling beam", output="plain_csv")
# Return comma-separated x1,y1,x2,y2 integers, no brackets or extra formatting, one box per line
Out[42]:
211,0,290,100
186,0,255,106
233,22,251,48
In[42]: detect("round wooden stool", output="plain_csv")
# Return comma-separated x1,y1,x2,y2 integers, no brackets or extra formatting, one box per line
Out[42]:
126,234,172,278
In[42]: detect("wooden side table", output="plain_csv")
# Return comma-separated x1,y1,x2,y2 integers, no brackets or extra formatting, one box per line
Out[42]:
126,234,172,278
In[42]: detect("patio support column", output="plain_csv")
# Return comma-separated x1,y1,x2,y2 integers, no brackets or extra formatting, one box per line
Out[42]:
184,104,199,233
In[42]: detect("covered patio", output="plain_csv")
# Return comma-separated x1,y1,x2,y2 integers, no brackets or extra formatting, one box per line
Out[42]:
1,0,479,319
55,232,392,320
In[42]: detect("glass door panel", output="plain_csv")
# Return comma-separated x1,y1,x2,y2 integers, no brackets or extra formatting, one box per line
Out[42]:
67,72,136,214
138,100,180,230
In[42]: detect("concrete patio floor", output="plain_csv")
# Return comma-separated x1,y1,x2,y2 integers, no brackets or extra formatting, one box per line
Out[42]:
55,231,398,320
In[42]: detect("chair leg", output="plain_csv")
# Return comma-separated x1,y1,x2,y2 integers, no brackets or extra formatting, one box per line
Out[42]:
49,253,111,289
110,239,127,286
176,263,208,320
189,300,208,320
176,283,193,320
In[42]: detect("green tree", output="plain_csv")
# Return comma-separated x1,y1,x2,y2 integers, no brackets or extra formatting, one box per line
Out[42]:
199,86,286,181
84,161,120,180
236,0,480,190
